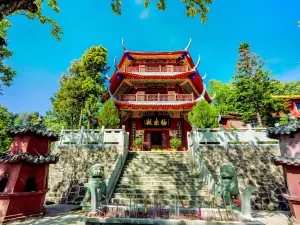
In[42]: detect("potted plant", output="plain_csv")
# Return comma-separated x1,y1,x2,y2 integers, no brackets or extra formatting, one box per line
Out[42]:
170,138,182,151
133,138,143,151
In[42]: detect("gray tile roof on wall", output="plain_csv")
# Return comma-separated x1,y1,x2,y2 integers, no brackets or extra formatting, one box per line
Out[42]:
272,155,300,166
267,114,300,139
0,152,59,164
6,124,59,141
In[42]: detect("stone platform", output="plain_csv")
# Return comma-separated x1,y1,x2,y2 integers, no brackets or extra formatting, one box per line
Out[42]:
80,217,265,225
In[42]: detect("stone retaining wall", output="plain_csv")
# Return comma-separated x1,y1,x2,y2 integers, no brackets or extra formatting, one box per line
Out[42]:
46,146,118,204
197,145,288,211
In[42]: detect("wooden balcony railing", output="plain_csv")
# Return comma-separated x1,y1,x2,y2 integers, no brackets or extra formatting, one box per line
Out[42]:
122,65,189,73
119,93,194,102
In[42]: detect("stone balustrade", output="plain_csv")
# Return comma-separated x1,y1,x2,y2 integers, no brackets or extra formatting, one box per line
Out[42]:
56,125,129,150
188,125,278,149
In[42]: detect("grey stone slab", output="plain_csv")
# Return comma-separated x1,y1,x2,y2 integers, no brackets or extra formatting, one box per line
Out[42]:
81,217,265,225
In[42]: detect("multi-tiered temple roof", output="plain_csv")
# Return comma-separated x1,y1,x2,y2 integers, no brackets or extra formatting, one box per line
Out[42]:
104,39,214,111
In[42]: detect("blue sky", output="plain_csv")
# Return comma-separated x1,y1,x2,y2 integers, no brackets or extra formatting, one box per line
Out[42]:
1,0,300,114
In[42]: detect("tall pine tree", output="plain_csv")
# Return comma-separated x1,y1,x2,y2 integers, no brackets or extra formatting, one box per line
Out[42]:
233,43,286,127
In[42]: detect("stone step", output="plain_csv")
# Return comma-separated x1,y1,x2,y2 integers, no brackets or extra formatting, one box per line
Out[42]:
122,171,196,176
113,193,209,200
128,152,188,154
125,160,191,166
123,168,192,173
117,180,203,186
113,188,208,195
119,177,200,182
127,155,190,158
126,160,190,163
125,159,190,163
115,184,204,190
110,198,211,207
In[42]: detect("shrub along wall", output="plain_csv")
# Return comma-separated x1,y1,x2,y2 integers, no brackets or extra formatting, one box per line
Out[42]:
197,145,288,211
46,146,118,204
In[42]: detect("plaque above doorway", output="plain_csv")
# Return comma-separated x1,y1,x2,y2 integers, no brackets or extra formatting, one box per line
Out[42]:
142,116,170,128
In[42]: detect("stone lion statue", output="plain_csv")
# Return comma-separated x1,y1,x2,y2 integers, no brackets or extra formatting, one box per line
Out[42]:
218,165,240,206
81,164,107,205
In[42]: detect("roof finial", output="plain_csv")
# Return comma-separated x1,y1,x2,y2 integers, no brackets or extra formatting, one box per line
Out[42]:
195,83,207,102
122,38,128,52
185,38,192,51
106,74,111,80
202,73,207,80
107,87,118,102
191,55,201,71
114,56,119,70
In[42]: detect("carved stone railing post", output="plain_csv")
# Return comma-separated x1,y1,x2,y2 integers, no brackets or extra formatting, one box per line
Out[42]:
59,126,64,145
120,125,126,147
100,126,105,146
80,126,84,145
220,127,228,149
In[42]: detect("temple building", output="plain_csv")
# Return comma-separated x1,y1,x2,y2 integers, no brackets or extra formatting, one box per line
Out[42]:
102,40,214,150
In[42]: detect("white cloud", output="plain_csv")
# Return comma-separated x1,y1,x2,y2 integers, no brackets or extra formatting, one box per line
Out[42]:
140,9,150,19
275,66,300,82
135,0,143,4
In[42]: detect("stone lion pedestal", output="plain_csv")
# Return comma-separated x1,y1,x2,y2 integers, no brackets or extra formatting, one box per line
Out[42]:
81,164,107,213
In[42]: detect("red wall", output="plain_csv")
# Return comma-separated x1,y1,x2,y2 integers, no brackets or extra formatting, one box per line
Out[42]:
9,136,50,156
286,166,300,197
0,163,47,193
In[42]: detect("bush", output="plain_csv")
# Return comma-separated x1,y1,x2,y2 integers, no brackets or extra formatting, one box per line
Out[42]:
134,138,143,146
170,138,182,149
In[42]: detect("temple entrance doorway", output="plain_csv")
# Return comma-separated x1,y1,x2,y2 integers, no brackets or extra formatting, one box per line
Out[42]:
151,131,162,148
144,130,169,150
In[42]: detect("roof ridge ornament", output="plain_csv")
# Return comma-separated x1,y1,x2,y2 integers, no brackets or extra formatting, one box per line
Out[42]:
114,57,119,70
191,55,201,71
106,74,111,81
122,38,128,52
195,83,207,102
107,86,118,102
185,38,192,51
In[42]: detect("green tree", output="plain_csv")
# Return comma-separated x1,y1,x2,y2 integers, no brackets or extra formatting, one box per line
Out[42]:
50,45,109,129
0,19,16,94
111,0,214,23
208,79,237,114
14,111,40,126
42,110,66,132
0,105,14,152
188,100,219,128
273,80,300,95
97,99,120,129
233,43,287,127
0,0,62,94
2,0,213,24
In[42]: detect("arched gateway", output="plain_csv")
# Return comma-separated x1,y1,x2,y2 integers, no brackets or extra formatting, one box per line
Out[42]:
102,40,213,151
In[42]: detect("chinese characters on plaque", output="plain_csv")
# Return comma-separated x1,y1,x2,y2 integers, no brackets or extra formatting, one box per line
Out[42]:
143,117,170,128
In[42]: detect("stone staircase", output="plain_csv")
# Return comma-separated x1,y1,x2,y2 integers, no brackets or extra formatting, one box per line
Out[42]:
111,152,212,207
